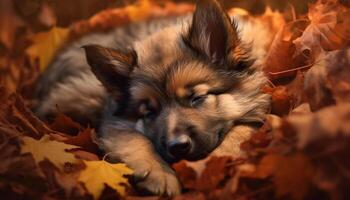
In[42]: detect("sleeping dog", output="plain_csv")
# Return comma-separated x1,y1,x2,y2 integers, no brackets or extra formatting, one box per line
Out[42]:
35,0,270,196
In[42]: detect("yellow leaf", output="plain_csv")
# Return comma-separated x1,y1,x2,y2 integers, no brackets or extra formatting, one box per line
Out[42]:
21,135,79,169
78,160,133,199
26,27,69,71
125,0,151,22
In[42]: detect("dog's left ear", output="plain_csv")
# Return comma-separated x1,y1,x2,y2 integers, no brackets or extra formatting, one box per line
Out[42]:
184,0,240,68
82,44,137,100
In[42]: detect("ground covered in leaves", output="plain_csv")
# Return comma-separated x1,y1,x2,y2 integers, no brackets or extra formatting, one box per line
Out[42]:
0,0,350,199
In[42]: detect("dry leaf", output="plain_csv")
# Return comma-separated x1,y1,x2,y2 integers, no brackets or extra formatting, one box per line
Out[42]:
262,86,291,116
293,0,350,58
195,156,232,192
78,160,133,199
70,0,194,39
49,112,83,135
263,20,309,80
244,154,314,200
20,135,80,169
173,161,197,189
0,0,25,49
26,26,69,71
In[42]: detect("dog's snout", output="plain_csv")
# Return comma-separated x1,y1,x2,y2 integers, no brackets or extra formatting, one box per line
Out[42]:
167,134,192,158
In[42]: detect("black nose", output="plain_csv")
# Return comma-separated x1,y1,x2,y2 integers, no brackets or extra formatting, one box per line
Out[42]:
167,135,192,158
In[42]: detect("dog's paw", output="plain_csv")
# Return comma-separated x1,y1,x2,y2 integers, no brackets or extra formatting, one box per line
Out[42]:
131,160,181,196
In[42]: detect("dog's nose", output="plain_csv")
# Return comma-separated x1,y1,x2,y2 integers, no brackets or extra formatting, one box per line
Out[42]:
167,134,192,158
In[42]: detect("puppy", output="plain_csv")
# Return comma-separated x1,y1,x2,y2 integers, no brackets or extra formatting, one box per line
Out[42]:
35,0,271,196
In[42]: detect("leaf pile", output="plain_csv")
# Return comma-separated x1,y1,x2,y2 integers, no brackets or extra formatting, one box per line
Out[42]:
1,0,350,199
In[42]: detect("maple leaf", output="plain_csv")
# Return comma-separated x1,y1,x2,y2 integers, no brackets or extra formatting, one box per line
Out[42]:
20,135,80,169
78,160,133,199
26,27,70,71
293,0,350,58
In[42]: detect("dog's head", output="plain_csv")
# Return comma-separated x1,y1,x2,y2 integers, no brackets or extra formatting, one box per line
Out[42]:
84,0,270,163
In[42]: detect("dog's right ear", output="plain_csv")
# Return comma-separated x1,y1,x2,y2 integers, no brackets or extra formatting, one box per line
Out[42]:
82,45,137,100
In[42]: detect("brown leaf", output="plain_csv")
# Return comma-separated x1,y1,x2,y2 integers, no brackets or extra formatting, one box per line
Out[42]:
39,159,88,199
243,153,314,200
49,112,83,135
0,0,25,49
262,86,292,116
50,127,100,154
70,0,194,39
263,20,309,80
173,161,197,190
0,93,57,139
293,0,350,58
195,156,233,192
173,192,206,200
282,103,350,197
0,131,47,198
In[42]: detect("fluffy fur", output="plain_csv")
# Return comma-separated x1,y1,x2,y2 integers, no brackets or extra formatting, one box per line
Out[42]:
35,0,271,196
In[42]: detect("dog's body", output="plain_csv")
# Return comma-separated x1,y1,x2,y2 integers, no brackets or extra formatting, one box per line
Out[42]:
35,0,271,195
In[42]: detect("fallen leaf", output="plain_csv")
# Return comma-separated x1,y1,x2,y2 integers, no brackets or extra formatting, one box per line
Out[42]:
173,161,197,189
263,20,309,80
49,112,83,135
20,135,80,169
282,103,350,197
262,86,291,116
243,153,314,200
26,26,69,71
195,156,232,192
70,0,194,39
0,0,25,49
293,0,350,58
0,93,57,139
78,160,133,199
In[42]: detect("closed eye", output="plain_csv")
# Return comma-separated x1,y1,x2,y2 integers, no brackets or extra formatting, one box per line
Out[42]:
190,95,207,107
143,109,157,119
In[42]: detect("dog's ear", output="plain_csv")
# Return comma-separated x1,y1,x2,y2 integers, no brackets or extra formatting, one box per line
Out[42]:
83,45,136,100
184,0,241,68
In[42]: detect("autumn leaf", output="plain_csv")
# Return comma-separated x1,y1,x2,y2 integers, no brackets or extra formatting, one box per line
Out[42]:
49,112,84,135
173,161,197,189
20,135,80,169
70,0,194,39
125,0,152,21
78,160,133,199
263,20,309,80
293,0,350,58
262,86,291,116
26,26,70,71
243,153,314,200
50,127,100,154
0,0,25,49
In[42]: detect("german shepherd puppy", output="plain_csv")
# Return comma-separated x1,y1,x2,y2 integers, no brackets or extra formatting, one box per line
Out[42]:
35,0,270,196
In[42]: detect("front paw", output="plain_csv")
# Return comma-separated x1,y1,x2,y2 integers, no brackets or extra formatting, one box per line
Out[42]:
131,160,181,196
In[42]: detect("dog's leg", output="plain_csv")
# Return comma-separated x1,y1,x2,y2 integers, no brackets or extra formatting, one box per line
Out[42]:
97,121,181,196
